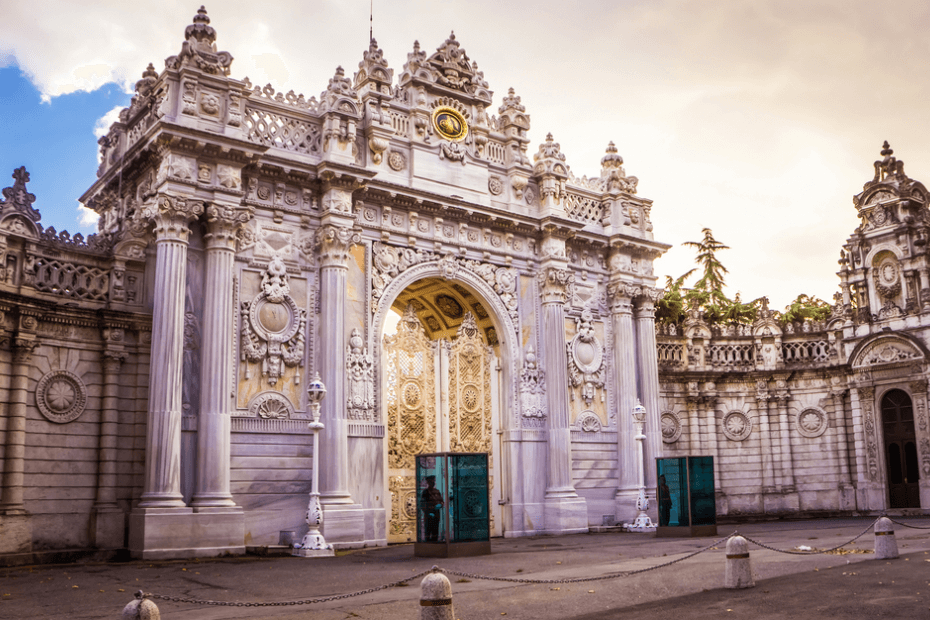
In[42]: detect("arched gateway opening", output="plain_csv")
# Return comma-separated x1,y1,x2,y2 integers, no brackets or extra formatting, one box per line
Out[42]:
881,389,921,508
376,272,514,543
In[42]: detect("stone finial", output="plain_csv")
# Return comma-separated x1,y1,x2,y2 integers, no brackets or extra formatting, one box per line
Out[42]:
134,63,159,96
165,5,233,75
1,166,40,222
356,38,393,89
600,141,624,171
872,140,906,184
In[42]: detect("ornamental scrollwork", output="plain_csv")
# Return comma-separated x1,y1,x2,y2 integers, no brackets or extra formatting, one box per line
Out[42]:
371,241,518,323
536,267,574,305
240,255,306,386
566,307,605,405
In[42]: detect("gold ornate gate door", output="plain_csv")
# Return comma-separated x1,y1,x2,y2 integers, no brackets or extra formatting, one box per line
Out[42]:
385,307,500,543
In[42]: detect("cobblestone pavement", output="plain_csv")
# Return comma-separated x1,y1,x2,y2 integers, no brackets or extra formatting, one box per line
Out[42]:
2,517,929,619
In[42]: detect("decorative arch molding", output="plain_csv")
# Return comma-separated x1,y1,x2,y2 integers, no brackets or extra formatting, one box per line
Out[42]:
862,241,904,268
0,213,40,239
850,333,928,370
372,258,521,429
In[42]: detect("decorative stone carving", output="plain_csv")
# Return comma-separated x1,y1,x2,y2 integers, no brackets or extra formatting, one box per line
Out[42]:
511,175,528,199
721,411,752,442
520,344,546,425
248,391,295,419
217,165,241,190
857,387,879,480
567,307,605,405
488,176,503,196
164,6,234,76
388,150,406,171
661,411,682,443
796,408,828,438
240,256,306,386
536,267,574,305
315,224,361,268
577,410,602,433
873,254,902,300
439,140,467,164
921,438,930,476
369,136,389,165
0,166,40,222
36,370,87,424
371,241,518,323
346,328,375,421
855,338,923,368
137,194,204,242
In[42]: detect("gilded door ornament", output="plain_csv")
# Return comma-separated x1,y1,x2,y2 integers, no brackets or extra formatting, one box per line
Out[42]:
384,304,437,542
240,255,306,386
448,313,493,454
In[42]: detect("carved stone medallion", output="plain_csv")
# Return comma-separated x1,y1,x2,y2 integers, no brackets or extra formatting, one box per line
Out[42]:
661,411,682,443
578,410,602,433
721,411,752,442
388,150,406,171
796,408,827,438
36,370,87,424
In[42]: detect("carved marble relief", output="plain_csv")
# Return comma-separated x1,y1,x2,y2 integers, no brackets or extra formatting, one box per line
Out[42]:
519,344,546,428
35,370,87,424
346,328,375,421
566,307,605,405
857,387,879,480
240,256,306,387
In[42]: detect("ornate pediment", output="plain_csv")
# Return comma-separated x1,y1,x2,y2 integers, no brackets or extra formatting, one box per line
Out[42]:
851,335,924,369
398,34,492,104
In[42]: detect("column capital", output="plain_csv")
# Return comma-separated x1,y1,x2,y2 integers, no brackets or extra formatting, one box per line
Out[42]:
204,203,251,251
137,193,204,243
316,223,361,269
536,266,574,305
633,286,662,317
12,336,37,364
607,281,640,315
102,350,126,374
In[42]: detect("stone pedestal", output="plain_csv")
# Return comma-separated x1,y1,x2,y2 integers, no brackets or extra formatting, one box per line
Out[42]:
0,513,32,555
129,508,245,560
91,507,125,550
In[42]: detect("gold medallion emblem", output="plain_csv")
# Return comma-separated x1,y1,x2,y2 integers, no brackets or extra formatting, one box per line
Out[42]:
431,106,468,141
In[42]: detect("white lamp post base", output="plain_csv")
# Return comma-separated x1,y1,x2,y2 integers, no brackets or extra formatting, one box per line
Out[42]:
622,487,656,532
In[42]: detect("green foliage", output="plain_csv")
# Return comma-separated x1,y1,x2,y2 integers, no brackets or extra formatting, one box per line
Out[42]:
657,228,827,329
781,294,831,323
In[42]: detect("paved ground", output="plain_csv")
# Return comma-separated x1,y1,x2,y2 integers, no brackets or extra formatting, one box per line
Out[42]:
2,517,929,619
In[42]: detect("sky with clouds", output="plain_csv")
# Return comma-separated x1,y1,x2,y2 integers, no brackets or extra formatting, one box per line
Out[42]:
2,0,929,310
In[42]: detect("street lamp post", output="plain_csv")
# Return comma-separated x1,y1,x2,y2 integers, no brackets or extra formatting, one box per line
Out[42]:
293,372,335,557
623,399,656,532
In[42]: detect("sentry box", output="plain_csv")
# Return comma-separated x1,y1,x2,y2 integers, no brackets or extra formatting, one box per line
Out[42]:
656,456,718,537
414,452,492,558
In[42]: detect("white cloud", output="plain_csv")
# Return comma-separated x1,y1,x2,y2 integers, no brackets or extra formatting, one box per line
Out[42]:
3,0,930,307
94,105,124,139
77,203,99,228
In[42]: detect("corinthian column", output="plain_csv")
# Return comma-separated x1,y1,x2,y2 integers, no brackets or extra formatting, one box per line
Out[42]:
138,195,203,508
316,212,360,506
634,288,663,492
607,280,641,522
191,204,250,509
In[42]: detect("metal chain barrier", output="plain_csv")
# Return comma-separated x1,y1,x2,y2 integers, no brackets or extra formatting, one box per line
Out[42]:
144,568,434,607
441,533,734,585
738,516,881,555
886,517,930,530
136,516,906,607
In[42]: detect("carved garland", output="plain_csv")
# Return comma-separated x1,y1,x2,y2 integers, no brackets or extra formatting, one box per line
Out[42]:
566,307,605,405
857,387,879,480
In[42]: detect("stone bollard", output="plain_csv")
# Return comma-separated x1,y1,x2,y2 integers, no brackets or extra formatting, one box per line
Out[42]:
120,591,160,619
420,567,454,620
724,535,755,589
874,517,899,559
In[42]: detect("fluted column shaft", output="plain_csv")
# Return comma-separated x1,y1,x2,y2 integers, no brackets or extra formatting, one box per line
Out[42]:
633,293,662,490
94,351,124,508
0,338,37,513
538,267,577,498
192,205,247,508
139,195,202,508
317,220,360,504
608,283,639,496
